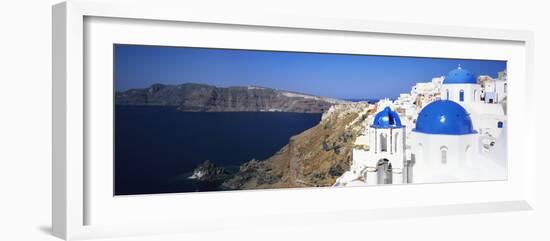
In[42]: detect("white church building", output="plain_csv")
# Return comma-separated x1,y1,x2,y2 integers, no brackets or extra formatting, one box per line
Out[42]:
335,66,507,186
348,106,407,185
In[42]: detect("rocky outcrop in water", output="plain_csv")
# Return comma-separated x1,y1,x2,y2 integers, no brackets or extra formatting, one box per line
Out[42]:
116,83,347,113
189,160,231,182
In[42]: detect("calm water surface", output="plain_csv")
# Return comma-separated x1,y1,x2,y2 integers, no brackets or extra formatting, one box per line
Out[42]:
115,105,321,195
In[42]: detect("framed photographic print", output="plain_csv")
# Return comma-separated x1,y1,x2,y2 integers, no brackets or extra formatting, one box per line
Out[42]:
113,44,508,195
52,0,536,240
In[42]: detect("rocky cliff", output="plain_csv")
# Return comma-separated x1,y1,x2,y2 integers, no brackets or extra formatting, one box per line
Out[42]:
188,160,231,182
222,102,373,190
116,83,346,113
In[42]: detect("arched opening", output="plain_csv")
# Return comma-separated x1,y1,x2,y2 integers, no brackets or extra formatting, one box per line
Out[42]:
416,142,424,163
440,146,448,164
459,89,465,102
446,89,449,100
473,89,477,101
373,129,377,154
380,133,388,152
394,132,399,153
377,159,392,184
504,83,507,93
390,130,393,154
498,121,503,128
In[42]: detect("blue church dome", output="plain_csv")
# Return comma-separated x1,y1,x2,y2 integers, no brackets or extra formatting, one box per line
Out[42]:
371,106,403,129
443,66,477,84
414,100,476,135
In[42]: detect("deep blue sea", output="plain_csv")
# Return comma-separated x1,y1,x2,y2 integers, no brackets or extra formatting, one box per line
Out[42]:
114,106,322,195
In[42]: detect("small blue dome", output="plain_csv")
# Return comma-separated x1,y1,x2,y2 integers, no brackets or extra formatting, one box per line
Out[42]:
371,107,403,129
444,66,477,84
414,100,476,135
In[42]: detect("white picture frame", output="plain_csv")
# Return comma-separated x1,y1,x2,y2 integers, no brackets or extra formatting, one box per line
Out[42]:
52,1,536,240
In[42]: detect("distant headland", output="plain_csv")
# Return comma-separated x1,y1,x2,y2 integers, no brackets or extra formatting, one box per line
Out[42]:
115,83,350,113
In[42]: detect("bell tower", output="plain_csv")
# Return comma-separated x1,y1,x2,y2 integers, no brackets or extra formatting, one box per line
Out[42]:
362,107,407,184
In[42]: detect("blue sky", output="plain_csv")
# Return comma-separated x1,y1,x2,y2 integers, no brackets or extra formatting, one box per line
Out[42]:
114,44,506,99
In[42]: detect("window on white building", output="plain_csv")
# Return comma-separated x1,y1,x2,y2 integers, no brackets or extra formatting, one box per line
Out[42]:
440,146,448,164
380,133,388,152
459,90,464,102
394,132,399,153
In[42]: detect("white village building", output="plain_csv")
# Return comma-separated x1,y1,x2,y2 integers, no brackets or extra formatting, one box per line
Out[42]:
479,70,507,104
335,66,507,186
348,106,407,185
439,65,507,149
